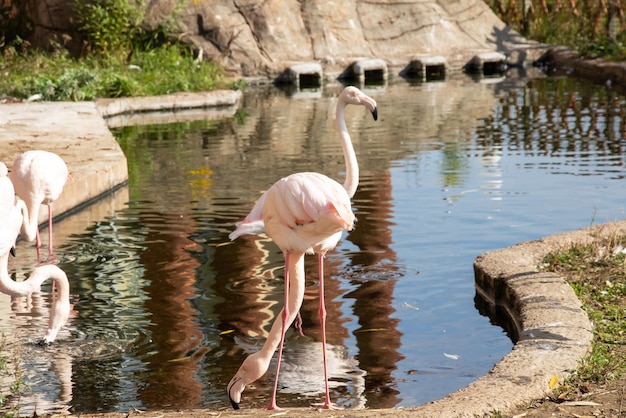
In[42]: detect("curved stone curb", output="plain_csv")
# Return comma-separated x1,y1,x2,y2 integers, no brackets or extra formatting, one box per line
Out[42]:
355,223,604,417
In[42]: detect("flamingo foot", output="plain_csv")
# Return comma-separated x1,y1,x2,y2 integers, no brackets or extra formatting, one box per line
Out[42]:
312,400,342,410
266,398,284,411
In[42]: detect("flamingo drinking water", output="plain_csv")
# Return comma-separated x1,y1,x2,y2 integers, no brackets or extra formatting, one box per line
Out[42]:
0,162,70,344
227,86,378,410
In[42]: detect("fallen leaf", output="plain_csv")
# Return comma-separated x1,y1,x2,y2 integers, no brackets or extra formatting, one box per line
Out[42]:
549,374,559,389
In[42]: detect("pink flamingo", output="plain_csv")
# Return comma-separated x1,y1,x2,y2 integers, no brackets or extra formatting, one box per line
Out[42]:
227,86,378,410
10,150,69,258
0,162,71,344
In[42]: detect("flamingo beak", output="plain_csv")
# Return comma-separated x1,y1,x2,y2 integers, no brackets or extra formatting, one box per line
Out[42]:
227,378,241,410
229,393,240,410
371,107,378,121
10,247,15,257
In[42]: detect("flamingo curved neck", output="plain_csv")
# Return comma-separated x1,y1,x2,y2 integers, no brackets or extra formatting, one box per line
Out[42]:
16,199,39,242
336,102,359,198
0,251,70,343
0,253,41,296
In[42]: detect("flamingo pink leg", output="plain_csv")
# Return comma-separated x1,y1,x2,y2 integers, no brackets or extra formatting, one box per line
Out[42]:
48,204,54,256
34,227,43,262
267,251,291,410
48,204,58,292
318,253,334,409
35,229,42,250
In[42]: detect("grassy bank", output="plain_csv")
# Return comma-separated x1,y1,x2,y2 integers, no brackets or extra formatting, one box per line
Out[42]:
1,0,239,102
0,43,238,102
541,235,626,390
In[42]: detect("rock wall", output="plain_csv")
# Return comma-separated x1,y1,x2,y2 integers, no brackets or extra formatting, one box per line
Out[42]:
174,0,544,77
22,0,546,79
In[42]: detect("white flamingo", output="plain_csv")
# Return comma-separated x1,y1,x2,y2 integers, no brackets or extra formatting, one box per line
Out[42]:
10,150,69,257
0,162,70,344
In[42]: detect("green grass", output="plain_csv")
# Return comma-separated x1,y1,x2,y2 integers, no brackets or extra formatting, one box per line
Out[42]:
0,43,239,101
540,238,626,393
0,334,27,417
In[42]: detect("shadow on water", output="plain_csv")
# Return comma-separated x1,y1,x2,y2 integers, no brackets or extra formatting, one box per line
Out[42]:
2,74,626,414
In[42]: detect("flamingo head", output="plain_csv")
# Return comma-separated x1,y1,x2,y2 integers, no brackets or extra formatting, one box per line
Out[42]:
340,86,378,121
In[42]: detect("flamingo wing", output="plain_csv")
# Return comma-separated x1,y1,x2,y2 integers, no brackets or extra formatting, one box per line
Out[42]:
11,150,68,206
262,172,354,253
229,192,268,240
229,172,355,253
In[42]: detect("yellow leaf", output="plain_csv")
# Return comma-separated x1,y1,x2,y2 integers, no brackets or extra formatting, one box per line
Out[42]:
549,374,559,389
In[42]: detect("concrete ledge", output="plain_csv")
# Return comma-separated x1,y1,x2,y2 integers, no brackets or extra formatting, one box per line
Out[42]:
402,55,447,81
0,89,242,228
342,58,389,83
0,101,129,226
466,51,507,75
275,62,324,87
96,90,242,118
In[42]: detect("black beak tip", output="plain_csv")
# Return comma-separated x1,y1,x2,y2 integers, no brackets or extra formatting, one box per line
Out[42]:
10,247,16,257
229,395,240,410
372,107,378,121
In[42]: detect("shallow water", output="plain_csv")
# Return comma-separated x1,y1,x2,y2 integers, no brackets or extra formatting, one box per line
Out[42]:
2,74,626,414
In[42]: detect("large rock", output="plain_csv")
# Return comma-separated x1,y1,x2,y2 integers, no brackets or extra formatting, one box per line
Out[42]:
173,0,545,77
22,0,545,79
21,0,81,53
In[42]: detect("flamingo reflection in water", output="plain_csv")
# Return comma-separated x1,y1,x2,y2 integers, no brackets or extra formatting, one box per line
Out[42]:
227,86,378,410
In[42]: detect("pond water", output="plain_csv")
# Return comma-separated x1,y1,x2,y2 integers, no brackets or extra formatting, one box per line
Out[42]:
2,73,626,414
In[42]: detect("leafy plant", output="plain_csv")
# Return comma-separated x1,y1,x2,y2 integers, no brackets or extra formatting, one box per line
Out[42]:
72,0,146,58
0,43,231,101
487,0,626,60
